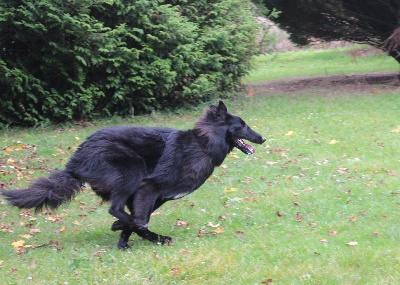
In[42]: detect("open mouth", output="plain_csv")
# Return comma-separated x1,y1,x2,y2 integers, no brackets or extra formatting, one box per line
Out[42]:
234,138,255,155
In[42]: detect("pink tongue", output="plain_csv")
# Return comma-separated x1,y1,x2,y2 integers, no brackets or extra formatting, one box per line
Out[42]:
245,143,255,154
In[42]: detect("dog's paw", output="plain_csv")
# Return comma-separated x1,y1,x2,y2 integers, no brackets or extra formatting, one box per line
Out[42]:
158,235,174,245
117,241,131,251
111,220,129,231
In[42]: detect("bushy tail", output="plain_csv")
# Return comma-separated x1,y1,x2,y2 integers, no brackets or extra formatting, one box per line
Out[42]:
1,170,82,212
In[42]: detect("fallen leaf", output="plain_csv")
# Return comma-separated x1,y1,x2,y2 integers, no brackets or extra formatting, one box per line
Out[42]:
12,240,26,248
262,279,273,284
178,249,187,256
28,263,36,270
20,234,32,239
213,227,224,234
346,241,358,246
390,126,400,133
349,216,357,222
207,222,220,228
224,188,238,193
73,221,81,226
277,211,286,217
29,229,41,234
359,210,369,216
171,268,180,275
5,143,24,152
285,130,295,136
294,213,303,222
293,201,301,206
337,168,348,174
329,140,340,145
309,222,318,228
6,158,16,165
93,250,106,257
320,239,328,243
329,230,338,236
175,220,189,228
14,247,28,255
47,216,63,223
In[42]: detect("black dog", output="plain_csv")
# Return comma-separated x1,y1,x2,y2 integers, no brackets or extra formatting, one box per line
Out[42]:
2,101,265,249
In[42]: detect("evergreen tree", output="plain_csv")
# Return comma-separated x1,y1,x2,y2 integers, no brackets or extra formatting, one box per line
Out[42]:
0,0,262,125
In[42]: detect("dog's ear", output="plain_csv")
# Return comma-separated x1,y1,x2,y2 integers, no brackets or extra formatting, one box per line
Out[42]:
208,101,227,119
209,104,217,112
216,101,227,118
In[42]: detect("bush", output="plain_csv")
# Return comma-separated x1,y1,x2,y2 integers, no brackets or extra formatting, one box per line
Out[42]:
0,0,261,126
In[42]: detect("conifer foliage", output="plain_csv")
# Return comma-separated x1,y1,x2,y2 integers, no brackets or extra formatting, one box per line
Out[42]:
0,0,260,125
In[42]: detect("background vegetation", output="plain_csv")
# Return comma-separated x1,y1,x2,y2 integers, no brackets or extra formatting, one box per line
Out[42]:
261,0,400,63
0,0,263,126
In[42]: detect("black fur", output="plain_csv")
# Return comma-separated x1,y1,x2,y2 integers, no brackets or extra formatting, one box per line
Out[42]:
2,101,265,249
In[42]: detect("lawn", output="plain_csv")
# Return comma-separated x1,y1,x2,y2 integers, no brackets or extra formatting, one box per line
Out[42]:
1,48,400,284
245,46,399,83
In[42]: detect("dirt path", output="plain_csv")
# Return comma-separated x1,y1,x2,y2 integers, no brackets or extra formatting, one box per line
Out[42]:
248,71,400,96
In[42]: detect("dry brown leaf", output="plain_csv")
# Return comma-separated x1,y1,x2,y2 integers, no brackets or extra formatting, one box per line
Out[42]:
213,227,224,234
329,230,338,236
277,211,286,217
20,234,32,239
294,213,303,222
349,216,357,222
175,220,189,227
171,268,180,275
29,228,41,234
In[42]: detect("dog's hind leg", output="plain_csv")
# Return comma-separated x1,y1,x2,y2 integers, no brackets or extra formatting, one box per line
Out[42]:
108,170,145,235
117,196,134,250
114,194,169,248
132,195,172,244
114,181,172,244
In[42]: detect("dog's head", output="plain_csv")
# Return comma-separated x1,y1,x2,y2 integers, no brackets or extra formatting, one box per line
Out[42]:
208,101,266,155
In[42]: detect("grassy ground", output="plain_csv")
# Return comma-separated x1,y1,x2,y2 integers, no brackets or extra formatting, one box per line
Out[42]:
1,49,400,284
245,46,399,83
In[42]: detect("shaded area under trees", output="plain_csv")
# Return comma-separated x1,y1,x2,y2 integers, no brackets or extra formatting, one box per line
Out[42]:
261,0,400,63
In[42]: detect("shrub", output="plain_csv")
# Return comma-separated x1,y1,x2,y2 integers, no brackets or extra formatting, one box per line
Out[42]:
0,0,261,126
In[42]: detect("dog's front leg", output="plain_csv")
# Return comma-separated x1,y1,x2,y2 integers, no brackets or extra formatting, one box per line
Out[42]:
112,182,173,246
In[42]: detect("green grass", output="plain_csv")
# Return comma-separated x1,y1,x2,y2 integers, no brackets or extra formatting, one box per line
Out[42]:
245,46,399,84
1,48,400,284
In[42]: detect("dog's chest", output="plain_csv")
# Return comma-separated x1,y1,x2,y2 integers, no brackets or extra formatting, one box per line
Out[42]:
172,191,192,200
